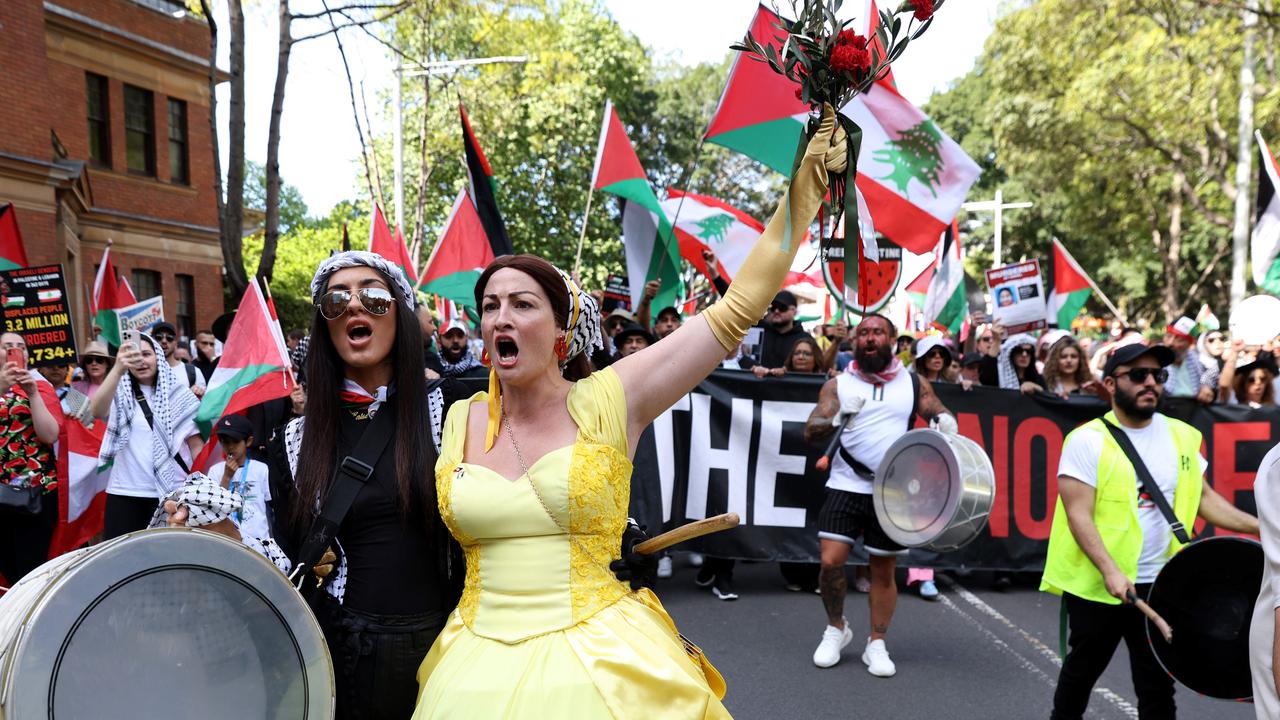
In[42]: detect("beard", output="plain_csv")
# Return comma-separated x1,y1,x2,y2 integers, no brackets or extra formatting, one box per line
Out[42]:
1114,383,1159,420
441,345,467,363
856,343,893,374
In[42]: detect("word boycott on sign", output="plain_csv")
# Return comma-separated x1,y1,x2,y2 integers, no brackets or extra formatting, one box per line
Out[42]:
0,264,77,368
614,371,1270,571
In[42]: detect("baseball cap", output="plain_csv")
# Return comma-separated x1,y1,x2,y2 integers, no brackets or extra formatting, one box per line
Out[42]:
771,291,798,309
214,414,254,441
656,306,681,320
441,318,469,337
1166,316,1197,341
961,352,984,367
614,323,656,347
1102,343,1176,378
151,321,177,337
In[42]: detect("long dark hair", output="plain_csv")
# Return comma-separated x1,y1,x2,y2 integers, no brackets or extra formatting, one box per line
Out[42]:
474,254,593,381
291,267,436,531
785,336,827,374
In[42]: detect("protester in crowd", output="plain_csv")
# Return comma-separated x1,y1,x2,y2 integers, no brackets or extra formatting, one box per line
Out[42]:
757,290,814,370
287,328,306,352
702,248,731,298
206,414,273,542
1041,343,1258,718
87,331,203,539
173,345,193,364
975,326,997,357
594,307,635,368
38,362,89,421
1162,316,1215,403
720,342,757,370
417,305,445,375
72,340,114,402
193,329,220,380
1037,329,1071,373
653,305,683,340
1215,338,1270,404
804,313,959,676
1043,336,1108,400
152,321,205,397
613,322,655,360
820,319,849,371
437,318,487,379
980,329,1046,394
1198,328,1226,374
913,336,952,383
0,332,64,585
1227,357,1278,408
959,352,984,385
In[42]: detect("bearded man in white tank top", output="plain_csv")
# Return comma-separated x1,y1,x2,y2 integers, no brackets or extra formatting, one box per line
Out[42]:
804,314,959,676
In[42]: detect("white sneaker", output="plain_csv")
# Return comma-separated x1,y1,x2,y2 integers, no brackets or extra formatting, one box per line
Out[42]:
861,637,896,677
688,553,704,568
812,620,853,668
656,556,673,579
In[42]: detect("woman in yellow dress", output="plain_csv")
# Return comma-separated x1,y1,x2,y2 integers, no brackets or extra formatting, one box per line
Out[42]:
414,105,845,718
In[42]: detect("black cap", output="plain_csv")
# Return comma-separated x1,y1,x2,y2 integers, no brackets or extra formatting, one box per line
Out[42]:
656,305,681,320
151,321,177,337
613,322,656,347
214,414,254,441
961,352,984,367
1102,343,1176,378
771,291,798,309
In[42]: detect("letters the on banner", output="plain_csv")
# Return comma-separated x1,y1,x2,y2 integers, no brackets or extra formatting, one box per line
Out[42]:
0,264,78,367
624,370,1271,572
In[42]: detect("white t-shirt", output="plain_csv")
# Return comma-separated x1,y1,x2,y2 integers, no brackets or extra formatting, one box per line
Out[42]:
209,457,273,543
1058,414,1206,583
827,371,915,494
106,384,200,498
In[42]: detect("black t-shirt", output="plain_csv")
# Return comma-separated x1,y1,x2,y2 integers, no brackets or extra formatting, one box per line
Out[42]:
425,350,445,375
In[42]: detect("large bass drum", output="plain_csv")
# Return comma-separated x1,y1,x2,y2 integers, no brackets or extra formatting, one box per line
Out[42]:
1145,535,1263,701
0,528,333,719
873,428,996,552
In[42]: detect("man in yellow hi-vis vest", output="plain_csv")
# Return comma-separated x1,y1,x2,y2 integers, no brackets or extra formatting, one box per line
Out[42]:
1041,343,1259,719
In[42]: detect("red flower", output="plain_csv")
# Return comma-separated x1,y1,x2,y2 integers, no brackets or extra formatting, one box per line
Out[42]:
837,30,868,49
914,0,935,21
830,44,872,73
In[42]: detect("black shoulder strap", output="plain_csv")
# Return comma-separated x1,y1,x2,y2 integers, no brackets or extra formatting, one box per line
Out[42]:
184,362,197,387
1099,418,1191,544
291,397,396,588
133,385,190,474
908,372,921,430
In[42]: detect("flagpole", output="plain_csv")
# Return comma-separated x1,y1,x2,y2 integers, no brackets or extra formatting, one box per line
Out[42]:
572,184,596,276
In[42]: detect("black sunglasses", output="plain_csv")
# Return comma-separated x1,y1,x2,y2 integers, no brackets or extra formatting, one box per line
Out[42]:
152,332,175,341
1111,367,1169,384
317,287,394,320
84,356,110,365
1010,346,1034,356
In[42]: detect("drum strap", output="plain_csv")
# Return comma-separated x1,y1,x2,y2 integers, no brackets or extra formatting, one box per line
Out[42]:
837,446,877,480
1100,420,1191,545
292,396,396,590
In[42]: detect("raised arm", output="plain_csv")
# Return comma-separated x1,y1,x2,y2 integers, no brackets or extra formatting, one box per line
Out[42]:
613,104,841,445
89,345,138,420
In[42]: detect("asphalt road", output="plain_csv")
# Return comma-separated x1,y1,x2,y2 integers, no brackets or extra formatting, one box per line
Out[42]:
657,558,1257,720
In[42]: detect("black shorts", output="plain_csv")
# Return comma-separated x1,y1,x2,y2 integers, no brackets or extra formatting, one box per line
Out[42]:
817,488,906,556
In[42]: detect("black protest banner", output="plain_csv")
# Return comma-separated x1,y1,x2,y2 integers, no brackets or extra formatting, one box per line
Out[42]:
0,264,78,367
627,370,1275,572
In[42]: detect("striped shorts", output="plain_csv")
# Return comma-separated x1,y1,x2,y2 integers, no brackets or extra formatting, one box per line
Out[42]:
817,488,906,556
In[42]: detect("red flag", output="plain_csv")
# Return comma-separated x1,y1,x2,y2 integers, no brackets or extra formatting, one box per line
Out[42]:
49,421,109,558
0,203,29,270
368,205,419,285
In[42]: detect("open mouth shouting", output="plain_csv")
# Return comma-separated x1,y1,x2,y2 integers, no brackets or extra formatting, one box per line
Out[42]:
494,334,520,368
346,317,374,350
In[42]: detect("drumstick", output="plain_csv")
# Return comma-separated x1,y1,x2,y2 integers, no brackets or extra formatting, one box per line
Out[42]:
634,513,740,555
1127,590,1173,643
815,415,854,472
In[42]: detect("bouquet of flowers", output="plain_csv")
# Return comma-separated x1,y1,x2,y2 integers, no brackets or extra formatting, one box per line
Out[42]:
730,0,943,255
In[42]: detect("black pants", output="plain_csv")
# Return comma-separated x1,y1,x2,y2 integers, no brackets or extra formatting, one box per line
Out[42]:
1051,587,1175,720
0,490,58,585
317,596,448,720
103,493,159,540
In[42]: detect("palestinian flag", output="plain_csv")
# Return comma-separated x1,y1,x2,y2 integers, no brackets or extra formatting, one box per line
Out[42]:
49,421,109,559
922,221,966,335
421,190,495,308
92,245,127,346
461,101,513,257
194,280,293,444
0,203,29,270
1252,131,1280,294
591,100,681,311
368,204,418,286
1045,239,1092,329
904,262,934,310
118,274,139,305
706,5,980,254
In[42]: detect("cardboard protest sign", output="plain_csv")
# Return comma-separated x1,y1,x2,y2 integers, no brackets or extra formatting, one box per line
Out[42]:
985,261,1047,334
0,264,78,367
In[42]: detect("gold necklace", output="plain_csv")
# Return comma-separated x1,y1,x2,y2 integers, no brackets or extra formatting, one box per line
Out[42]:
503,412,569,533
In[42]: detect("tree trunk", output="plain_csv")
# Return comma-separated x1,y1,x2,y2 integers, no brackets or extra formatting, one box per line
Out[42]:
1164,171,1186,318
259,0,293,284
409,72,432,264
222,0,249,299
1231,0,1258,310
199,1,225,256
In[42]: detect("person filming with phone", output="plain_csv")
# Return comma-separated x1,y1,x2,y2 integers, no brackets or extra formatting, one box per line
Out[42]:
87,330,203,539
0,332,64,584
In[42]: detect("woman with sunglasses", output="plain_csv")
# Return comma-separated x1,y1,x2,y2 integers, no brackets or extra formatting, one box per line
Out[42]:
71,340,114,403
87,332,202,539
978,327,1046,394
1228,357,1278,408
412,105,845,718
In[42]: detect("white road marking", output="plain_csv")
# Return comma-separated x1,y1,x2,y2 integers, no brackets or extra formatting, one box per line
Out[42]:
938,577,1139,719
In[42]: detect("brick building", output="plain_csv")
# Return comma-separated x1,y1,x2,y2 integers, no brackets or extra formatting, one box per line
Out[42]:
0,0,225,345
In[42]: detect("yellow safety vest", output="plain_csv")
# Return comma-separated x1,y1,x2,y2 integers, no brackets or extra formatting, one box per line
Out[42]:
1039,411,1203,605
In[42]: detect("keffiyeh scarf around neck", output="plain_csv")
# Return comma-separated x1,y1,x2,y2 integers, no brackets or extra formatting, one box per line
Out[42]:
844,355,904,385
340,379,390,418
439,349,483,378
997,333,1039,390
98,334,201,495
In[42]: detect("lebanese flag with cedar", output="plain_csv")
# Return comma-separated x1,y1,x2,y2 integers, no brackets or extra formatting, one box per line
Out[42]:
421,190,495,308
191,281,294,468
368,204,419,286
48,421,109,559
0,203,29,271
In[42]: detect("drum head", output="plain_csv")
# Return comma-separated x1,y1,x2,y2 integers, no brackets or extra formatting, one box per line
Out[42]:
0,529,332,719
875,429,962,547
1146,536,1263,701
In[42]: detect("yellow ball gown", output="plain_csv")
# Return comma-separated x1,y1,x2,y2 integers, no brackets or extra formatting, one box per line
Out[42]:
413,367,730,719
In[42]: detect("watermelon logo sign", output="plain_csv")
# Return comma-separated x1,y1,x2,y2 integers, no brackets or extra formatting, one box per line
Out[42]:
821,239,903,315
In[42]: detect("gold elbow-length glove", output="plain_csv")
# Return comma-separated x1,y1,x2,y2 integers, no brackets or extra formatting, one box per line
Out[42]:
703,103,847,350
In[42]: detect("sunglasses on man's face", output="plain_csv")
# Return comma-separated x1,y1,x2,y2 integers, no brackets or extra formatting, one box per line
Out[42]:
152,332,175,342
1111,367,1169,384
317,287,395,320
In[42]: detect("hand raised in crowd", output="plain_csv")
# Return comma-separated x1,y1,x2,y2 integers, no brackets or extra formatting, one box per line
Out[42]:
116,342,144,372
831,319,849,340
1,361,30,392
290,383,307,415
1196,385,1215,405
642,279,661,302
701,249,719,280
221,454,241,484
990,322,1008,343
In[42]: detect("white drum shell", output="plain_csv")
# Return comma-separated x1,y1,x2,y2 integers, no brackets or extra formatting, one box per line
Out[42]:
0,528,333,719
873,428,996,552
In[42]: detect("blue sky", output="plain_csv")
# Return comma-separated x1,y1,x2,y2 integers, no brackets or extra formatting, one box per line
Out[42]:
219,0,1000,217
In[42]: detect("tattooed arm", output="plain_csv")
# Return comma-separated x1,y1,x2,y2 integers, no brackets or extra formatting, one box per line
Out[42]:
805,378,841,445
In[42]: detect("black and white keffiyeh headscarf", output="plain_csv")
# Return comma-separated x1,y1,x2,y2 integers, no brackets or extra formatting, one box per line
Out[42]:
98,333,201,495
997,333,1039,390
553,266,604,369
310,250,416,311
